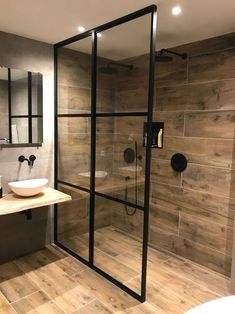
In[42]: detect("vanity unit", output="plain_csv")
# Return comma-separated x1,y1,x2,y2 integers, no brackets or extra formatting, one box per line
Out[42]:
0,187,71,216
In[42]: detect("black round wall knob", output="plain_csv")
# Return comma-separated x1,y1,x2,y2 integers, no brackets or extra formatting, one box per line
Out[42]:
171,153,188,173
123,148,135,163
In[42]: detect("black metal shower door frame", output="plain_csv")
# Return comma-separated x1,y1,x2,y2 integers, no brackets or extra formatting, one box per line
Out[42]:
54,4,157,302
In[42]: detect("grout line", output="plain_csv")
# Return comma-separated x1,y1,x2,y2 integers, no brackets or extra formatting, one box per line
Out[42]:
10,290,41,305
13,261,67,314
69,298,97,314
156,77,235,89
160,260,228,298
69,267,89,279
0,292,17,314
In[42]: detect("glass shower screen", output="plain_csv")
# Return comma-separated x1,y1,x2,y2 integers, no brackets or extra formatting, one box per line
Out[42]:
55,5,157,302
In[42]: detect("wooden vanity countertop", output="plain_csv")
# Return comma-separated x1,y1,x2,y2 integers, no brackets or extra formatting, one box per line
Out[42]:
0,188,71,216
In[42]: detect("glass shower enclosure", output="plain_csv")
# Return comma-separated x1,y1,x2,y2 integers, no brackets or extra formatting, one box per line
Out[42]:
54,5,157,301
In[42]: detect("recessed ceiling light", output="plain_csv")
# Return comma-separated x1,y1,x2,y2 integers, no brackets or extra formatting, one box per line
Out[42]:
97,33,102,38
78,26,86,33
172,6,182,16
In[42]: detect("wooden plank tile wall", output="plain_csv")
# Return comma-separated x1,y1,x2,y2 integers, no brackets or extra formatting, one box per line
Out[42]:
151,32,235,276
57,33,235,277
112,32,235,276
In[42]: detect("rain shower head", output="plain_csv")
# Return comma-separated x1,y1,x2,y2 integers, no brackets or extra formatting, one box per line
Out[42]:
155,49,187,63
155,55,173,62
98,62,133,75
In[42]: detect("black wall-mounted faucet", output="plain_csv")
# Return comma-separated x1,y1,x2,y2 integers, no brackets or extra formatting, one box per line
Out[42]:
18,155,36,167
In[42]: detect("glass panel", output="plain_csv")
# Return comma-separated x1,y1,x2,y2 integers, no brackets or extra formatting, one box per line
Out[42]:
32,117,43,143
96,14,151,113
11,118,28,143
94,196,143,294
57,183,89,261
32,73,43,115
57,36,92,114
58,117,91,189
11,69,28,116
95,116,146,207
0,68,9,140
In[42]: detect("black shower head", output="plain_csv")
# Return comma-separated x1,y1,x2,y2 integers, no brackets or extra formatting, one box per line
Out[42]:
155,49,187,63
98,62,133,75
155,55,173,62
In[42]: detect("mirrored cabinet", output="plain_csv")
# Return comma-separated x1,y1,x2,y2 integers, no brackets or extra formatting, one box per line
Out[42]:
0,67,43,146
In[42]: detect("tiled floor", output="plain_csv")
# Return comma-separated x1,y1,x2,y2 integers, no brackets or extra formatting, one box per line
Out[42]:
0,226,231,313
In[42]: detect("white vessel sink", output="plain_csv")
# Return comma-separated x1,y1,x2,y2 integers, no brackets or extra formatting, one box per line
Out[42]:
118,166,143,178
78,171,108,182
119,166,142,172
8,178,48,197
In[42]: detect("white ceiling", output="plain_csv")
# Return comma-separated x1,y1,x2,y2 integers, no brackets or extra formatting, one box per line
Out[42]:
0,0,235,59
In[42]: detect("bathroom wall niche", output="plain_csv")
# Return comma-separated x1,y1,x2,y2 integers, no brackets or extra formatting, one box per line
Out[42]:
0,66,43,146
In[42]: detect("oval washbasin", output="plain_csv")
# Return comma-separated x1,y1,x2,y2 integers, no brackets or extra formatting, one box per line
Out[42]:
8,178,48,197
78,171,108,181
118,165,143,178
119,166,142,172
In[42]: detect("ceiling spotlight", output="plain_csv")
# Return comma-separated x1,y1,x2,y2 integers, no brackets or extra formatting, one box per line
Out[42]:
78,26,86,33
172,6,182,16
97,33,102,38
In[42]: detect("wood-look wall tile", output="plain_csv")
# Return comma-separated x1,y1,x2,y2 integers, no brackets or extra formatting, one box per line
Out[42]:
179,213,234,255
115,66,149,91
150,225,231,276
58,48,90,88
58,85,90,114
177,32,235,56
149,226,176,253
184,111,235,139
182,163,235,197
153,111,184,136
151,158,181,186
188,48,235,82
114,116,146,135
152,136,234,168
156,80,235,111
150,204,179,234
115,88,148,112
172,237,232,276
151,182,235,225
155,57,188,88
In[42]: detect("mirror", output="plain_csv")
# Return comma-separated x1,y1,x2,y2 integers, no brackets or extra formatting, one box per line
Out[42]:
0,67,43,146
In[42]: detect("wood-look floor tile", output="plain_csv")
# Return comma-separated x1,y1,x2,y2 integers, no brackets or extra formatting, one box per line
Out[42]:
117,246,169,274
15,248,93,313
80,226,141,257
117,302,164,314
94,249,138,283
0,262,38,303
164,257,230,296
60,236,89,260
22,263,93,313
147,261,220,306
74,299,112,314
53,284,95,314
12,290,64,314
0,293,15,314
147,283,193,314
72,269,139,312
